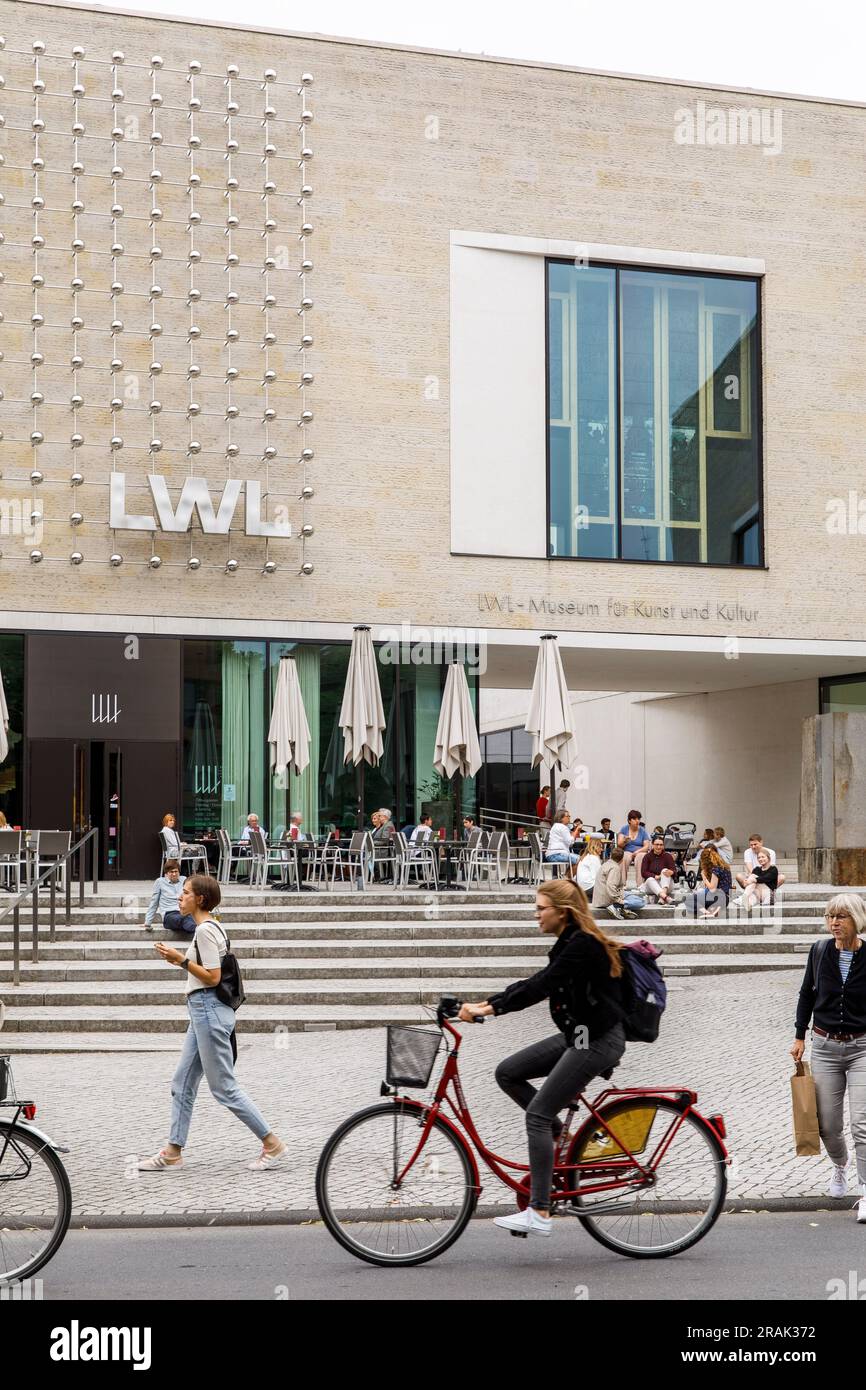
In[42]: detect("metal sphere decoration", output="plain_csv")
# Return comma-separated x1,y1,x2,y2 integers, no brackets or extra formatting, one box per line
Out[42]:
30,549,44,564
109,554,123,567
301,561,315,575
225,559,239,574
70,552,84,565
149,555,162,570
262,560,277,575
187,557,201,571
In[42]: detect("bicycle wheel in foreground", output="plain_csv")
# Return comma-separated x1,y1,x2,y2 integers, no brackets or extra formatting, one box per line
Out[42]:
568,1097,727,1258
316,1100,478,1267
0,1123,72,1283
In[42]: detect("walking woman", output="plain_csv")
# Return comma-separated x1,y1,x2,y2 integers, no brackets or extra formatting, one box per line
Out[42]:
137,874,287,1172
459,878,625,1237
791,894,866,1220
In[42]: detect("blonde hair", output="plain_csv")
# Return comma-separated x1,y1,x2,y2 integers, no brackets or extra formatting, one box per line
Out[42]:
536,879,623,978
579,838,603,860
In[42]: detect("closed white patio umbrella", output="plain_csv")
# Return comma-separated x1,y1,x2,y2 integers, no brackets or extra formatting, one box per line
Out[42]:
0,670,8,765
340,626,386,828
434,663,482,780
268,655,312,777
340,625,385,768
525,633,576,772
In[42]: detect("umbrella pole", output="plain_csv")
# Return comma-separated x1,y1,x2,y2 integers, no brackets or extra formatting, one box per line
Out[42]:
452,770,463,838
357,759,365,831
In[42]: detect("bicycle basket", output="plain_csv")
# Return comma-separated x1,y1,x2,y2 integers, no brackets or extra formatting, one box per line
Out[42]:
386,1026,442,1088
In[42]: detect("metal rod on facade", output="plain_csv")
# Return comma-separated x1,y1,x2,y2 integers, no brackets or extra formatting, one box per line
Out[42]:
93,830,99,897
50,870,57,942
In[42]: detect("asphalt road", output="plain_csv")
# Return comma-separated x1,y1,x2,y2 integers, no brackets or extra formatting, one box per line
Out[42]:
18,1211,866,1302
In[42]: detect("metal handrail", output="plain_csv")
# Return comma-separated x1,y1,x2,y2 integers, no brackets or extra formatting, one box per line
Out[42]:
2,828,99,988
478,806,545,834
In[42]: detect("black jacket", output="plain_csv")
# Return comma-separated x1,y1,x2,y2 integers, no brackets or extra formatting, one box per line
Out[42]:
487,922,623,1043
795,937,866,1039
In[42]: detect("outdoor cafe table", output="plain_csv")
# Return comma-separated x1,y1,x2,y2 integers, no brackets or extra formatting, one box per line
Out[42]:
434,838,468,890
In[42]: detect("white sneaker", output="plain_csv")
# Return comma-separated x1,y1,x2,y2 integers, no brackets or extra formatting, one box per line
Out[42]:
493,1207,552,1238
248,1144,289,1171
857,1197,866,1224
828,1162,850,1198
137,1149,184,1173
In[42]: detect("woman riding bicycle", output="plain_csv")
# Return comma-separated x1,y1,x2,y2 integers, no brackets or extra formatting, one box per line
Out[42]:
459,878,626,1237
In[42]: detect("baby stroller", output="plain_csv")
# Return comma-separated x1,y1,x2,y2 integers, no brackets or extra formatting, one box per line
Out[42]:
663,822,698,890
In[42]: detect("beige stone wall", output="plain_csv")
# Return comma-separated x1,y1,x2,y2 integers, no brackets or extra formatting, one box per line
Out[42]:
1,1,865,644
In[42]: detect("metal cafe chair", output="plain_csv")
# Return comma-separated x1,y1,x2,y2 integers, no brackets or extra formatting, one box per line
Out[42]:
0,830,24,893
35,829,72,891
248,827,291,890
159,828,208,876
466,829,508,891
216,827,247,884
330,831,374,890
399,827,439,889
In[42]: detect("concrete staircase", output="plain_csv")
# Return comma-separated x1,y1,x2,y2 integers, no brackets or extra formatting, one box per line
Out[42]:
0,867,851,1048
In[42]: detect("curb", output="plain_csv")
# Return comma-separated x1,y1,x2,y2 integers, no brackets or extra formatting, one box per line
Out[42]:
66,1197,853,1230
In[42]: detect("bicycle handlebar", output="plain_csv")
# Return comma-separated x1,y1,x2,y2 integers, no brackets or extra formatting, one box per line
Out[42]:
437,994,486,1026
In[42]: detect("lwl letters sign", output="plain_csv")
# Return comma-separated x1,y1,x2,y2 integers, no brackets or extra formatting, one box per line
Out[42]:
109,475,291,537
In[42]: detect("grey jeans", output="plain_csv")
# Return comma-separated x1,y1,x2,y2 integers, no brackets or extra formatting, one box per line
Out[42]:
811,1032,866,1182
169,988,271,1149
495,1024,627,1209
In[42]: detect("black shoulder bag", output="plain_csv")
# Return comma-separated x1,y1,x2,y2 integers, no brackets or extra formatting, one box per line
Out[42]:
195,921,246,1062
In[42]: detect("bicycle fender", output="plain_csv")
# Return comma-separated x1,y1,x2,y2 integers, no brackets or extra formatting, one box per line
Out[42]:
10,1119,70,1155
392,1097,483,1193
687,1107,730,1161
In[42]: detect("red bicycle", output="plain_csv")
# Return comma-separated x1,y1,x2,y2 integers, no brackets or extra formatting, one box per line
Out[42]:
316,996,729,1267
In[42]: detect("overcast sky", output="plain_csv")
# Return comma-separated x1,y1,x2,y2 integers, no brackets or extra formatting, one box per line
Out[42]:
40,0,866,102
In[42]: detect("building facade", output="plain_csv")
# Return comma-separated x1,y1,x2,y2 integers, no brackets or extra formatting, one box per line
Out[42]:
1,1,866,871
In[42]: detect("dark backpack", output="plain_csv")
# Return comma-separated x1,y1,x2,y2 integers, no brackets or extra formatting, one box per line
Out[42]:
195,921,246,1011
617,939,667,1042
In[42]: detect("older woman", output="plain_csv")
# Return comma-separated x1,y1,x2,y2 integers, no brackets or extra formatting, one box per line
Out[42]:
792,895,866,1221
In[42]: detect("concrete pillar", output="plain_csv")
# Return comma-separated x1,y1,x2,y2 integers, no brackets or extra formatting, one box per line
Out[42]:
798,713,866,884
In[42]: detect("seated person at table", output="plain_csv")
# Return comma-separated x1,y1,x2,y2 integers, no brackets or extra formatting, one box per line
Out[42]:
544,811,580,879
617,810,651,882
240,813,267,843
462,816,476,840
640,834,676,904
409,813,434,854
143,860,195,935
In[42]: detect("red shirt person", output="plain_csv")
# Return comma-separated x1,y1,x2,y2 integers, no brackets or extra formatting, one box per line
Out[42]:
536,785,551,821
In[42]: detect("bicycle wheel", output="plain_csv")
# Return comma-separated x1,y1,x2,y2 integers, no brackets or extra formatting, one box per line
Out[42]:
316,1100,477,1267
568,1097,726,1258
0,1123,72,1282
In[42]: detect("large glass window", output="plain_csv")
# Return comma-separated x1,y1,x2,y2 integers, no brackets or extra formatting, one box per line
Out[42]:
820,676,866,714
0,634,24,827
548,262,761,566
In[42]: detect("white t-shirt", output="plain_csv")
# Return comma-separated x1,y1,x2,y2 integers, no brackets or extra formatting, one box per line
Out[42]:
576,853,601,892
184,919,227,996
546,822,575,857
744,845,776,872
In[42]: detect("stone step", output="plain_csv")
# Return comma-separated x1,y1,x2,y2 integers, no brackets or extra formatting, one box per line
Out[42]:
0,934,824,984
0,958,806,1032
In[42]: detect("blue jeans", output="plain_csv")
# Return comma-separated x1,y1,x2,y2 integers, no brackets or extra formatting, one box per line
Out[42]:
162,910,196,935
169,989,270,1148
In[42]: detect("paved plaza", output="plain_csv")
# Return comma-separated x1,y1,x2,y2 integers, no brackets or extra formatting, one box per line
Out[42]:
5,968,855,1222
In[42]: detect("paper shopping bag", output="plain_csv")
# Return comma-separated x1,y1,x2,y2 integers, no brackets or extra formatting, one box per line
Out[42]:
791,1060,821,1156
